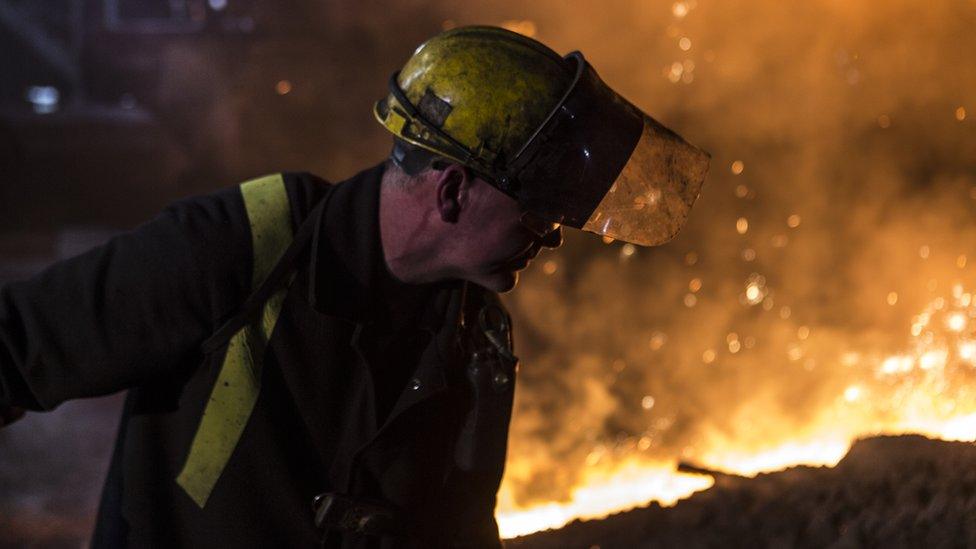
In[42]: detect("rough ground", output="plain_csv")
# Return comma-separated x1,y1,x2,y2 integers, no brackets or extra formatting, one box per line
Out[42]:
508,435,976,549
3,434,975,547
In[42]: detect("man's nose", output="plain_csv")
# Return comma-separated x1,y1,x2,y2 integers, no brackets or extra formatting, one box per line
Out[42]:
539,226,563,249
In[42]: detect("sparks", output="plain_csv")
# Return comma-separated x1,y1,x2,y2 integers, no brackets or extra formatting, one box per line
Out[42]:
736,217,749,235
947,312,967,332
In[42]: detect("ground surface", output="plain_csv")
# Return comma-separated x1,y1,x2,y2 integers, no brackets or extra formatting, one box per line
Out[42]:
508,435,976,549
3,430,975,547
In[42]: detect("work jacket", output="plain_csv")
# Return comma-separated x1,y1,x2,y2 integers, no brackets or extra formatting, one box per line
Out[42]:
0,163,518,547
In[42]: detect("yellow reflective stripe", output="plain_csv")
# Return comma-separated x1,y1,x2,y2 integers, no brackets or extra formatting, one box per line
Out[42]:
241,174,294,291
176,174,292,508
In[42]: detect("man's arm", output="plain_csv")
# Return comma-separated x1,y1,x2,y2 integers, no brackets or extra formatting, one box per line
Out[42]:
0,405,24,426
0,187,252,412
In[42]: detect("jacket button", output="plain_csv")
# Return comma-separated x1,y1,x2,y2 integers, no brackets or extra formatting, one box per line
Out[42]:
409,378,422,390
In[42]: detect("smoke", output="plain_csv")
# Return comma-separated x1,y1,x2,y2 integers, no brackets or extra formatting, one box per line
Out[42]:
495,0,976,506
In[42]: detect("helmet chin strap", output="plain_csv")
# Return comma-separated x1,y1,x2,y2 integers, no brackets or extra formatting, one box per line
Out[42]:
388,72,477,166
385,73,525,199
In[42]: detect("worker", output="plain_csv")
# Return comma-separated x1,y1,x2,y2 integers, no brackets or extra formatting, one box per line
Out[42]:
0,26,708,548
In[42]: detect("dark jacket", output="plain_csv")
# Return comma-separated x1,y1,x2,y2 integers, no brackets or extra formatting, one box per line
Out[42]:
0,163,517,547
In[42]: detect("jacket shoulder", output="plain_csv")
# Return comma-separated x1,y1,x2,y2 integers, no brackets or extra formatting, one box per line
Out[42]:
280,171,334,227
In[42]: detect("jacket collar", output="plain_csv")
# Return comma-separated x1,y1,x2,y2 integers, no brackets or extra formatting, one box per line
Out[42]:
308,162,455,334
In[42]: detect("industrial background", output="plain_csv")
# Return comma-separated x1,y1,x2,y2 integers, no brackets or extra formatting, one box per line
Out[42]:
2,1,975,546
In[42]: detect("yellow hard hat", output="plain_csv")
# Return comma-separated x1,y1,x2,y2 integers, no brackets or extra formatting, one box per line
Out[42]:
375,26,569,174
375,26,710,246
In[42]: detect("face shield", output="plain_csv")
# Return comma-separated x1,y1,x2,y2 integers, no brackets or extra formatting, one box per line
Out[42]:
502,52,710,246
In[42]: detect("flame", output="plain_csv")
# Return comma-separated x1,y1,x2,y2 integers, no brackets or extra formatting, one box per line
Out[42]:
485,0,976,539
496,460,713,539
496,286,976,538
697,436,851,476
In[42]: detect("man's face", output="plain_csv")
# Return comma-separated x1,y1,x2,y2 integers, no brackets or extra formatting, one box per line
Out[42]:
448,171,563,292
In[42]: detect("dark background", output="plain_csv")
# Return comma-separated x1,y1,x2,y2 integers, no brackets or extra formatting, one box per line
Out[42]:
0,1,461,544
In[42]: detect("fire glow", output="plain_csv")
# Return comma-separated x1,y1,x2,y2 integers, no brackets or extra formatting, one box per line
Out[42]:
483,0,975,540
496,287,976,538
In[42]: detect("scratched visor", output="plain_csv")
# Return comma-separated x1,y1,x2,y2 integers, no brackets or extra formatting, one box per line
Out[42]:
508,52,710,246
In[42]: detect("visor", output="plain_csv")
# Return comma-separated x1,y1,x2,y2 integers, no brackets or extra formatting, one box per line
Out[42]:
505,52,710,246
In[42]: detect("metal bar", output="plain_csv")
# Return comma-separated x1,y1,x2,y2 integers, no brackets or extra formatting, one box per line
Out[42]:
677,461,749,480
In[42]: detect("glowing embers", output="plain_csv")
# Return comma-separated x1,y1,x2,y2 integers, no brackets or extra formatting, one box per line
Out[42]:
960,342,976,363
671,0,697,19
843,385,863,402
620,243,637,261
649,332,668,351
742,273,768,305
727,332,742,353
275,80,292,95
947,312,967,332
880,355,913,375
903,285,976,368
736,217,749,234
692,283,976,474
837,286,976,442
496,282,976,539
666,59,697,84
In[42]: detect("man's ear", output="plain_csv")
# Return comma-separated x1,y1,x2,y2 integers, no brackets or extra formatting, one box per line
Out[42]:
435,164,470,223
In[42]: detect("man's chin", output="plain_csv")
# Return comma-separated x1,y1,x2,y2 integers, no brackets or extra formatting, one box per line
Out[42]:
471,270,520,293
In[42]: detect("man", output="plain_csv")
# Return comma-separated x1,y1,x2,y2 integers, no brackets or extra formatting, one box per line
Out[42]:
0,26,708,547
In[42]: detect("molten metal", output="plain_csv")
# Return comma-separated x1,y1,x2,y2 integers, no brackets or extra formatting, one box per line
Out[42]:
497,287,976,538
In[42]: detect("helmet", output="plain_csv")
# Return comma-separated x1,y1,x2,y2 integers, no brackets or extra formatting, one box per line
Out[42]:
375,26,569,176
374,26,710,246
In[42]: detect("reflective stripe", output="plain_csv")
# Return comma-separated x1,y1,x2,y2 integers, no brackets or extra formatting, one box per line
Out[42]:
176,174,293,508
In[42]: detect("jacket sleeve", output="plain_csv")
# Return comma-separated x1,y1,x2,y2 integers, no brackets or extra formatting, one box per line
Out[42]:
0,187,252,411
